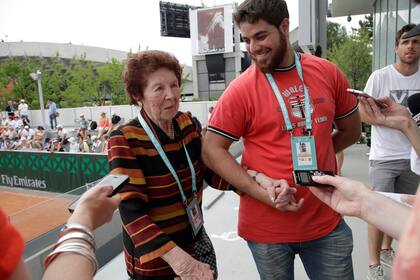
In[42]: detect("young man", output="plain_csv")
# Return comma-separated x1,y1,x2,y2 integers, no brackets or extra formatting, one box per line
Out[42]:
202,0,360,279
47,99,57,130
362,24,420,280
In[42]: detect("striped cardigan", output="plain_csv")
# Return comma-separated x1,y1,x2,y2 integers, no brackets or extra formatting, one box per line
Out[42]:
108,109,231,279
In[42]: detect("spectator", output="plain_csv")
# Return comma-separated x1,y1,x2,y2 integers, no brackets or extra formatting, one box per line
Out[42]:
100,134,109,154
18,99,30,125
5,100,15,117
32,126,45,150
56,125,68,145
111,111,121,125
19,126,35,140
47,99,58,130
98,112,111,137
68,137,79,153
361,24,420,279
15,137,31,150
78,113,88,130
90,135,102,153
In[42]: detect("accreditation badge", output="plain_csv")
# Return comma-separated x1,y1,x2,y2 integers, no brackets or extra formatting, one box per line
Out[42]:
291,136,318,171
186,197,203,237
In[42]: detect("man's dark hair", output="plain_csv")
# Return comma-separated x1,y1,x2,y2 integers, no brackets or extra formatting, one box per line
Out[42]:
395,24,416,46
233,0,289,27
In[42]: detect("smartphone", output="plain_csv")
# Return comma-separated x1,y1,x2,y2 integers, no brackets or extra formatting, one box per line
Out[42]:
68,174,129,213
293,170,335,187
346,89,387,109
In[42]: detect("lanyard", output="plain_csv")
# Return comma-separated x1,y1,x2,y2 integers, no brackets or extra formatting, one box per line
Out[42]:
265,52,312,133
137,112,197,204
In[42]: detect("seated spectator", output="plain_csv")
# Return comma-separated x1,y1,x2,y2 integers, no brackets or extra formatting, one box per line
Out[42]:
56,125,68,145
98,112,111,137
90,135,102,153
18,99,30,126
111,111,121,126
50,138,64,153
19,126,35,140
80,138,90,153
32,126,45,150
78,127,89,141
15,137,31,150
78,113,89,129
100,134,109,154
68,137,79,153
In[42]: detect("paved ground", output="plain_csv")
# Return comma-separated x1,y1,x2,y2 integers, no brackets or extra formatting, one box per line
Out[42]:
97,143,399,279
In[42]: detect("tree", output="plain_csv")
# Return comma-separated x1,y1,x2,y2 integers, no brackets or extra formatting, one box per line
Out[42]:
357,14,373,42
326,21,348,53
0,54,127,109
329,33,372,90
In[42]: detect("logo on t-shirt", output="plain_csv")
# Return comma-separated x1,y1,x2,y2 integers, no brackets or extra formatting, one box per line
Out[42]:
390,89,420,106
288,94,314,119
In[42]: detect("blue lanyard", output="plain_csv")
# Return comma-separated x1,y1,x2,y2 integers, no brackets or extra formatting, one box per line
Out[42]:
137,112,197,204
265,52,312,132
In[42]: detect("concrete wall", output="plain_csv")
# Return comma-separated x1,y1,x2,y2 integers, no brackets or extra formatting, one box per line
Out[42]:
18,101,217,129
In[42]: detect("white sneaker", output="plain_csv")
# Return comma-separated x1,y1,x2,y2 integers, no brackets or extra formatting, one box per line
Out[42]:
367,264,384,280
380,248,395,268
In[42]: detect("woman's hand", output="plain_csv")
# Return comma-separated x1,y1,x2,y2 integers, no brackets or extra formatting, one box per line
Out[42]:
309,175,371,218
68,185,121,230
359,96,414,132
162,246,214,280
247,170,304,212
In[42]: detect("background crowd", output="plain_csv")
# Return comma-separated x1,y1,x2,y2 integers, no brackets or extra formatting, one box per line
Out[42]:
1,101,122,153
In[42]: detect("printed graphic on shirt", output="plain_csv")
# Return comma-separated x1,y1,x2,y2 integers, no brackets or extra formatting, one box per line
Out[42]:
390,89,420,106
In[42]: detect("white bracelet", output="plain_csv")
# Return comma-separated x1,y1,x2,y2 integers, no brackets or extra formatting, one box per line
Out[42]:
60,223,94,239
45,243,98,276
56,231,96,249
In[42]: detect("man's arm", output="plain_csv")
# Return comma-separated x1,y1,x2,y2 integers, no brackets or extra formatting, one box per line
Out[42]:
202,131,272,205
332,110,362,153
202,131,303,211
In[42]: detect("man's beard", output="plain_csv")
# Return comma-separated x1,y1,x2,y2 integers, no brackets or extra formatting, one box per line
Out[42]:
254,31,288,73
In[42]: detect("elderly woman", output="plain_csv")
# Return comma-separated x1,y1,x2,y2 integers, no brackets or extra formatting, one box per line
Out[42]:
108,50,223,280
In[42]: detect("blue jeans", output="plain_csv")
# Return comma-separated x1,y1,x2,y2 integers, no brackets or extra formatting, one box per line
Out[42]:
247,219,354,280
49,114,57,129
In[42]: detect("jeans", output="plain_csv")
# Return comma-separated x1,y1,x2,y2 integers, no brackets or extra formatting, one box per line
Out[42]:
247,219,354,280
49,114,57,129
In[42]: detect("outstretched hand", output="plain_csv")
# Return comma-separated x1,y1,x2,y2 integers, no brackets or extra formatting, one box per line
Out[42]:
309,175,370,218
359,96,413,132
69,185,121,230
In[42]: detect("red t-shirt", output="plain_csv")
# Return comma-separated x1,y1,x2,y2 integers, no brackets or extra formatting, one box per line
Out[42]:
209,54,358,242
0,209,25,279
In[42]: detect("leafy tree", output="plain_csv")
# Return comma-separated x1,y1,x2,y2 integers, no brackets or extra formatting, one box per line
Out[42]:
329,33,372,90
326,21,348,53
0,54,127,109
357,14,374,42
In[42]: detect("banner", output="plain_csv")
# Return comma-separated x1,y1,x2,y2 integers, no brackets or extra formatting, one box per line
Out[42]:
190,5,234,56
0,151,109,193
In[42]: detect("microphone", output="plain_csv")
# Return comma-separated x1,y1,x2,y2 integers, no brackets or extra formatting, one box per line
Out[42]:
408,93,420,126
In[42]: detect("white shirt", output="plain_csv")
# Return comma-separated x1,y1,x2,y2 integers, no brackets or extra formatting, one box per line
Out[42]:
69,142,79,153
364,65,420,160
18,103,29,116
